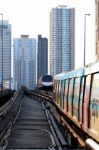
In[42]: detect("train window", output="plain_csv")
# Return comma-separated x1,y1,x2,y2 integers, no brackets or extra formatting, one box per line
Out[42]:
58,80,61,106
54,80,57,102
56,80,59,103
73,77,81,120
64,79,69,111
79,77,85,122
60,80,62,107
62,80,65,110
53,80,56,91
83,75,91,129
57,80,60,105
60,80,64,109
42,75,53,82
63,80,66,109
68,78,74,115
53,80,55,93
90,73,99,133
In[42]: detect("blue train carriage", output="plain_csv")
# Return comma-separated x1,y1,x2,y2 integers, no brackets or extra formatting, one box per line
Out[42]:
54,68,85,127
82,61,99,143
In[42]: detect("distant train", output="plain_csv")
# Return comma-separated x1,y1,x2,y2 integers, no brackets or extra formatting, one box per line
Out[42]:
53,61,99,146
37,75,53,90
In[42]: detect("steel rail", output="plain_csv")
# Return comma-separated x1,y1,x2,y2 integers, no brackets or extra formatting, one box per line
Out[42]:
0,89,24,149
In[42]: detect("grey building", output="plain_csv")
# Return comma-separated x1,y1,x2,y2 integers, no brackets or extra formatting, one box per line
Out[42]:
49,5,75,76
37,35,48,80
0,20,11,90
13,35,36,90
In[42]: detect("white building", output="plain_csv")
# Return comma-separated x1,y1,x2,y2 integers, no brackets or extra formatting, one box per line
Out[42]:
0,20,11,90
13,35,36,90
50,5,75,76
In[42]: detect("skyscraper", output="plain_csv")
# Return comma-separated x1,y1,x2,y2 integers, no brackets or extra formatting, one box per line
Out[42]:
13,35,36,90
0,20,11,89
49,5,75,76
37,35,48,80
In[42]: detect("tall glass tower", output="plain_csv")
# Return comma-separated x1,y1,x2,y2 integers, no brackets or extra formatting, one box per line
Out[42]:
13,35,36,90
0,20,11,90
50,5,75,76
37,35,48,80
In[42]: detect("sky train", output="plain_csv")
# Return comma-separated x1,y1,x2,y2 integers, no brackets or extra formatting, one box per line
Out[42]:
53,61,99,145
37,75,53,90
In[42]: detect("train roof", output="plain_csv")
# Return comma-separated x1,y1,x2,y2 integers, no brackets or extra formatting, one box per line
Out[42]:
54,68,85,80
54,61,99,80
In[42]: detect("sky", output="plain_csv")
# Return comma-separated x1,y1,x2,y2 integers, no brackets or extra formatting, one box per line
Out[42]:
0,0,96,69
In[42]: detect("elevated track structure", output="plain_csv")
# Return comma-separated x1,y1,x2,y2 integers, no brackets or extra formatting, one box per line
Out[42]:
0,88,98,150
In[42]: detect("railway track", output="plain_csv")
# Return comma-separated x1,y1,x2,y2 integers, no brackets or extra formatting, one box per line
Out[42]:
1,92,67,150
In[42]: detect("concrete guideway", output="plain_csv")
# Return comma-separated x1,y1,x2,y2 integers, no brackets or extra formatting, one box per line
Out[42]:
5,94,66,150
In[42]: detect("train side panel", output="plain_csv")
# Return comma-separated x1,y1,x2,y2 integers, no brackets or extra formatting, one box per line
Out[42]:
54,63,99,143
89,73,99,142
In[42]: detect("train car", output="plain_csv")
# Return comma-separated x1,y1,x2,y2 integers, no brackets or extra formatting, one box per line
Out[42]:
37,75,53,90
54,61,99,145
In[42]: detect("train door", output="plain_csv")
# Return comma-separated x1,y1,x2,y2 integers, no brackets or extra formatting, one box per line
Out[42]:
68,78,74,115
79,77,85,123
61,80,65,110
57,80,60,105
89,73,99,141
60,80,63,108
83,75,91,132
73,77,81,121
58,80,61,107
54,80,57,102
64,79,69,113
55,80,59,105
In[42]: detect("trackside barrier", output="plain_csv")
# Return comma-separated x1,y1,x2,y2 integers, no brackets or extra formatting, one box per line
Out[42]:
0,90,21,118
0,88,24,149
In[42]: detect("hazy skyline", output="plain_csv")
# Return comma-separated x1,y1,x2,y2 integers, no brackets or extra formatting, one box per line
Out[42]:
0,0,95,68
0,0,93,36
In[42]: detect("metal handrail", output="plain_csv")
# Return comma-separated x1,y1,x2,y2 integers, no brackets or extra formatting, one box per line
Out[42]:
0,90,20,118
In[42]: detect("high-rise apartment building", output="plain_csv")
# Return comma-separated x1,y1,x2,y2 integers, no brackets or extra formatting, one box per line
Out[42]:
95,0,99,60
37,35,48,80
13,35,36,90
49,5,75,76
0,20,11,89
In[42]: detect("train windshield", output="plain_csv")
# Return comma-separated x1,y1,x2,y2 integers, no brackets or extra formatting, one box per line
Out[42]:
42,75,53,82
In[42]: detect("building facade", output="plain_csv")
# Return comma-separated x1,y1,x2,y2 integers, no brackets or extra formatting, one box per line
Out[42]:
95,0,99,60
0,20,11,90
13,35,36,90
49,5,75,76
37,35,48,80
